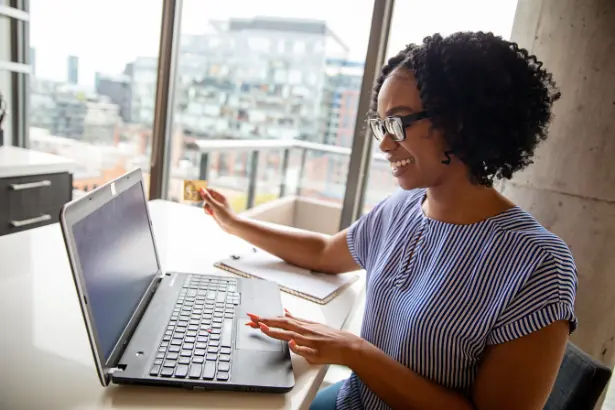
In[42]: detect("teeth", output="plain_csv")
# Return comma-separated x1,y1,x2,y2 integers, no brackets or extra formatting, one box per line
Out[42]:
391,158,414,168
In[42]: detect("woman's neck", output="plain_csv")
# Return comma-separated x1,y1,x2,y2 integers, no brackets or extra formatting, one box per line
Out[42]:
423,179,515,225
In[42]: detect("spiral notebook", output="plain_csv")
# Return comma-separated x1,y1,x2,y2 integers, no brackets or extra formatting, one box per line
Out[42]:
214,249,360,305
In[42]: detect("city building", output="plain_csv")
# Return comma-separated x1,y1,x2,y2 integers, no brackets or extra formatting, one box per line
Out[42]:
30,78,121,143
83,98,122,143
29,47,36,76
30,79,86,138
298,58,365,202
67,55,79,85
95,72,132,123
29,125,149,193
131,17,349,146
128,57,157,125
322,58,364,148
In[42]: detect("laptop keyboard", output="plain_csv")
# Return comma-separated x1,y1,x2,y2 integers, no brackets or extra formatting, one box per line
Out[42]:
149,275,241,382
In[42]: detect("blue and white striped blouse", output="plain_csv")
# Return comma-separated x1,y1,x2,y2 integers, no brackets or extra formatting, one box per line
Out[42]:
336,189,577,410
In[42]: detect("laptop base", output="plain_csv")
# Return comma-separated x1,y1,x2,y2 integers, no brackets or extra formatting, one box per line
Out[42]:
112,272,294,393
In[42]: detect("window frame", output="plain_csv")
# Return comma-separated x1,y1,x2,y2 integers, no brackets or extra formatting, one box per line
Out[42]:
339,0,394,229
1,0,30,147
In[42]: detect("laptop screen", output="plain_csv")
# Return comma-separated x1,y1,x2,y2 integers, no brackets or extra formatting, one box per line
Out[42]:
72,181,159,362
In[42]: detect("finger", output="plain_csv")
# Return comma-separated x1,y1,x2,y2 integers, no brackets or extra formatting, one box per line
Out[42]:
284,309,317,324
258,323,317,347
251,315,314,334
289,339,319,362
247,313,260,322
245,321,259,329
202,203,214,215
207,188,227,204
268,309,317,325
201,189,222,209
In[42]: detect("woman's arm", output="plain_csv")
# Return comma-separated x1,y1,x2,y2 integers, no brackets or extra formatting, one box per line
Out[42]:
349,320,569,410
471,320,569,409
201,187,359,274
230,218,359,274
349,341,474,410
349,340,474,410
251,314,569,410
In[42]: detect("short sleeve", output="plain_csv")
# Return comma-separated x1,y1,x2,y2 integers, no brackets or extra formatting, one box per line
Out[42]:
346,198,388,271
486,251,578,345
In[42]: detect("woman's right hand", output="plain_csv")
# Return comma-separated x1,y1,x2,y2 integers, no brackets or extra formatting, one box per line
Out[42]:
200,187,240,234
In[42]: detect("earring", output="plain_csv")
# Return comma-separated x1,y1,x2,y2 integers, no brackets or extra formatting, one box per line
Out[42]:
441,150,453,165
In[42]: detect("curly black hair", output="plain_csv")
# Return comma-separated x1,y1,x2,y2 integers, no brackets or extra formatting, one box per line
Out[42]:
372,32,561,186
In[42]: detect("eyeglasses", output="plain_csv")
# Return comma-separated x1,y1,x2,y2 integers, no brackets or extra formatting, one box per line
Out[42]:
368,111,430,142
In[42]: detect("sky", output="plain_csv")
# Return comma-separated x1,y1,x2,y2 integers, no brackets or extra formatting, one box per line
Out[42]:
30,0,519,87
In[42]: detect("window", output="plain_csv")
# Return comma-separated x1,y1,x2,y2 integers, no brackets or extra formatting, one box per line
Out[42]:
273,69,287,83
27,0,164,198
167,0,375,213
306,72,318,86
277,40,285,54
362,0,519,212
248,37,270,53
293,41,305,54
288,69,302,85
0,15,12,143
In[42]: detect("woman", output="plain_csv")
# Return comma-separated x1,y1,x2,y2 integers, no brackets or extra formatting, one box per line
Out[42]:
201,32,577,410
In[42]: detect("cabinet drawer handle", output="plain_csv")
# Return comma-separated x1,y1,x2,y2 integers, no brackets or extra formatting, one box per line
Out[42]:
9,180,52,190
10,214,52,227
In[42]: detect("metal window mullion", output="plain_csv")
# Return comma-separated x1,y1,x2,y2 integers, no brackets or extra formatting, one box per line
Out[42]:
9,0,29,147
148,0,183,199
339,0,395,230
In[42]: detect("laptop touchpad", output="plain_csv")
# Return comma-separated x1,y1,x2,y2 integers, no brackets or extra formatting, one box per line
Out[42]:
236,319,283,352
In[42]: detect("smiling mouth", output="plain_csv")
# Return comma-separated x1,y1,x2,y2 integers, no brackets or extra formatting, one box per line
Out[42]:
389,157,415,177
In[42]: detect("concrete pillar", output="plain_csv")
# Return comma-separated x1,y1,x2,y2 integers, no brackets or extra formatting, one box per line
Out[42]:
502,0,615,365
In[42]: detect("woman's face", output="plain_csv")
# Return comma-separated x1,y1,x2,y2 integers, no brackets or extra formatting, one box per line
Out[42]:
377,68,456,190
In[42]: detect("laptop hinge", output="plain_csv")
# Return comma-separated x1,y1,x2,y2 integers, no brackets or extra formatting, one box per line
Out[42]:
105,275,163,368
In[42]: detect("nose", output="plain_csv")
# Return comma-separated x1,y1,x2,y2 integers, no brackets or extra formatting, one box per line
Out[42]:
378,132,398,152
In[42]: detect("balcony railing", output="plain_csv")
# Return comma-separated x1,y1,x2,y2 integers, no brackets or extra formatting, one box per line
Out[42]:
192,138,388,210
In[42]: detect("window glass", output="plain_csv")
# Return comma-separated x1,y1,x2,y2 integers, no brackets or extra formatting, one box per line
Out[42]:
29,0,163,198
167,0,374,216
0,16,12,143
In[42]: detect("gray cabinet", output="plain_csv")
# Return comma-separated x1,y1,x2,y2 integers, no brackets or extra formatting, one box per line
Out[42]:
0,172,72,236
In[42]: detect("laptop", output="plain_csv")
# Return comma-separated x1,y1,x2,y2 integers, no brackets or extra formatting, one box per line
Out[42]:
59,169,294,392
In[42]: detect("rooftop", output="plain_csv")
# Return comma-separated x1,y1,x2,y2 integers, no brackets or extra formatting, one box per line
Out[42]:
229,17,328,35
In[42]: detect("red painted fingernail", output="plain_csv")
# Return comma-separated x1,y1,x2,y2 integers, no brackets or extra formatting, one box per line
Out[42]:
245,322,257,327
289,339,296,347
259,323,269,331
247,313,259,321
284,308,290,314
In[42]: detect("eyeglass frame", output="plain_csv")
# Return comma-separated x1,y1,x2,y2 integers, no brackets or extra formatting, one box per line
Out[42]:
368,111,431,142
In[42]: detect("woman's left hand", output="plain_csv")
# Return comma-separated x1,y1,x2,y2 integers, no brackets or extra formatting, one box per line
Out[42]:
246,310,364,366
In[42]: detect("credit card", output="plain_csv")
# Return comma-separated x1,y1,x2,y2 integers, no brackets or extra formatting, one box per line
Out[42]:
182,180,208,202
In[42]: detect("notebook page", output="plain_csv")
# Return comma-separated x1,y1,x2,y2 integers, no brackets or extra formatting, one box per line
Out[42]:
217,250,358,301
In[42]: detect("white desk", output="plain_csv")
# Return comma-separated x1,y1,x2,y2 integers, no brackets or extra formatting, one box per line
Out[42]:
0,200,364,410
0,145,75,178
